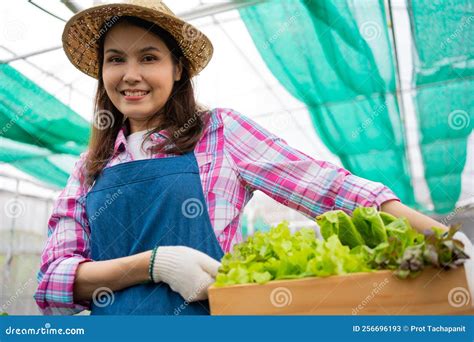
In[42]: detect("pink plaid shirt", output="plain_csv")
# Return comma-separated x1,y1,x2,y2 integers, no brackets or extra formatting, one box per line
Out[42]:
35,107,399,314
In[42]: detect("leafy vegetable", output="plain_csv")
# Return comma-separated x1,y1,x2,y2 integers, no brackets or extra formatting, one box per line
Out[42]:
396,245,424,278
215,207,470,287
318,208,469,279
369,217,427,277
380,211,397,225
316,210,364,248
423,224,469,269
215,221,369,287
351,207,388,248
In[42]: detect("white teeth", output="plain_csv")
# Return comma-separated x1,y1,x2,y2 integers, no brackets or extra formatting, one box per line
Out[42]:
123,90,148,96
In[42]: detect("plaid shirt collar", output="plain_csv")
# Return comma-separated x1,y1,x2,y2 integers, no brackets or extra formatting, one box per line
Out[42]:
112,123,172,157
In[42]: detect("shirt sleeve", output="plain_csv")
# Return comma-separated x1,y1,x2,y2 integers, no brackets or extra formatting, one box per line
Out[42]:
221,108,400,219
34,152,93,315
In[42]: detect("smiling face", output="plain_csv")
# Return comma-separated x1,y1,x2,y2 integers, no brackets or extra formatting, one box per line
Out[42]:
102,21,182,133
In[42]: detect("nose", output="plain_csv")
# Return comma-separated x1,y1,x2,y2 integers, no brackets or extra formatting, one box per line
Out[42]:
122,60,143,84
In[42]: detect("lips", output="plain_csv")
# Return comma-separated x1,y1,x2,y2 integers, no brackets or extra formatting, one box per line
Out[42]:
120,90,150,101
120,90,150,96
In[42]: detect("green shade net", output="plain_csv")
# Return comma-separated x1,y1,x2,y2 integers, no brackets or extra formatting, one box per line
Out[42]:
0,137,76,187
0,64,89,154
409,0,473,213
240,0,416,206
0,64,90,187
254,216,271,233
241,214,248,237
241,214,271,238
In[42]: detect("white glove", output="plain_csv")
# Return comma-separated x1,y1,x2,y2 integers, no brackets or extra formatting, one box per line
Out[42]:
152,246,221,302
454,231,474,307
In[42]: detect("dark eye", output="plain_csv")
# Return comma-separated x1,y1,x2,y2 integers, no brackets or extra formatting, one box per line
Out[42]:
142,55,158,62
107,56,124,63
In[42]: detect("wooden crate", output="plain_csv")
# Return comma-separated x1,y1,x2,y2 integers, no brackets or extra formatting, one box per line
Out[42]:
208,266,473,315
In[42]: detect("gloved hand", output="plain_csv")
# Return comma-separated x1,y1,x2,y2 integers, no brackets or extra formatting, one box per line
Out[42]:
453,231,474,307
151,246,221,302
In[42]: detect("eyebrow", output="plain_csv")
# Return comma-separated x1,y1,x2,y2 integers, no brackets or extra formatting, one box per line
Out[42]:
105,46,161,54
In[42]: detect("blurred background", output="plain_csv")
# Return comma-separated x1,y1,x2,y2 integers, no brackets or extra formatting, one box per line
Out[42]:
0,0,472,314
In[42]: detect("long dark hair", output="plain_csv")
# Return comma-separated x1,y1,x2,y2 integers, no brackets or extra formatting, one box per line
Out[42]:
85,16,210,186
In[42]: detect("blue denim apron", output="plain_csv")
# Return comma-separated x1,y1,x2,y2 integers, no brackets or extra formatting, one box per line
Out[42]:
85,151,224,315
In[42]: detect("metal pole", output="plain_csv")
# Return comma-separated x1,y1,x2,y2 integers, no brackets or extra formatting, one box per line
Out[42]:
0,45,61,64
2,0,266,64
386,0,417,206
179,0,265,21
5,179,20,269
60,0,81,14
0,46,91,99
0,169,60,192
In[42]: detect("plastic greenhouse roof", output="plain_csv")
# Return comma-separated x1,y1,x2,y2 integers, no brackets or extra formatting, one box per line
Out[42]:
0,0,472,210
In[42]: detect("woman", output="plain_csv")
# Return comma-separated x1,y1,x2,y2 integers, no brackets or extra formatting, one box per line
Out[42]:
34,0,471,315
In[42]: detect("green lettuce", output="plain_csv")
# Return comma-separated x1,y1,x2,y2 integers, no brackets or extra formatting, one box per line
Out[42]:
316,210,365,248
215,208,470,287
215,221,369,287
319,207,469,279
351,207,388,247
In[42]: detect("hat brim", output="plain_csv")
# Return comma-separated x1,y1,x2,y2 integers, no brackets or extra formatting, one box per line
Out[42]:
62,3,213,79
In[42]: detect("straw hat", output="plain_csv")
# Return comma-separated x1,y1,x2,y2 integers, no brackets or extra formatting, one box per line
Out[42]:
62,0,213,79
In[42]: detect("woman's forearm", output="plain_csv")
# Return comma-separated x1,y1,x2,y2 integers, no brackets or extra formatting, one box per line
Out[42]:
73,250,152,303
71,202,447,302
381,200,448,233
